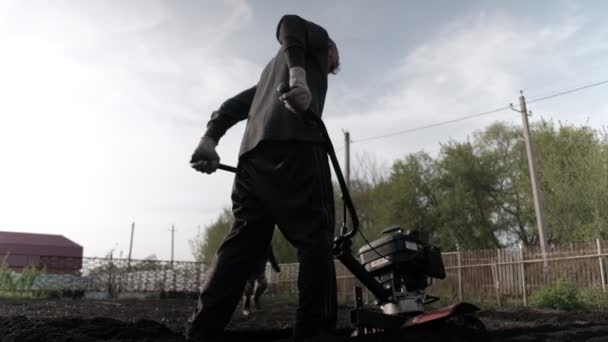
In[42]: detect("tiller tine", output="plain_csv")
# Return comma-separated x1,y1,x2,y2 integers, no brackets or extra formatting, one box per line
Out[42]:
401,303,480,328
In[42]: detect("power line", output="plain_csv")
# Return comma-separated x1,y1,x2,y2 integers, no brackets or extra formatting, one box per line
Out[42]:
351,78,608,144
353,105,512,143
527,79,608,104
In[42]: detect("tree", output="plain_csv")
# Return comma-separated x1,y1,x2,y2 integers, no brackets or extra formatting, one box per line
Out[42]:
434,141,503,249
190,209,232,265
381,152,441,245
532,121,608,242
474,122,536,246
271,230,297,263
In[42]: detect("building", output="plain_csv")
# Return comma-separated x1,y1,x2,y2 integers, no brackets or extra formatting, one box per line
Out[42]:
0,231,83,273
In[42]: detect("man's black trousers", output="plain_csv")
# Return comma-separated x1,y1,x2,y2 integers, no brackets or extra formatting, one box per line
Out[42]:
188,141,337,339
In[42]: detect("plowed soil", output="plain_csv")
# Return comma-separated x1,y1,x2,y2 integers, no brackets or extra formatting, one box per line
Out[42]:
1,297,608,341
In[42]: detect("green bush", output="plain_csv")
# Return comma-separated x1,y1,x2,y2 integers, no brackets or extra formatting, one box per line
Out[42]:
0,256,17,293
15,265,44,291
42,288,64,299
529,282,584,311
0,254,46,297
579,287,608,310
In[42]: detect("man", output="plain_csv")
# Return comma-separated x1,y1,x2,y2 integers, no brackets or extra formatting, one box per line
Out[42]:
187,14,340,341
242,245,280,316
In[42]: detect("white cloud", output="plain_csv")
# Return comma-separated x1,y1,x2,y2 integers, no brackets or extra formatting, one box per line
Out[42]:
325,10,607,168
0,0,259,260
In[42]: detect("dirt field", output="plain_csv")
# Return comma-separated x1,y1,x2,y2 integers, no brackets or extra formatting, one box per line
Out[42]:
1,297,608,341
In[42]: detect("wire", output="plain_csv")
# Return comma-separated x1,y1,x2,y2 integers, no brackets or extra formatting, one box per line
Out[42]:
353,106,512,143
350,78,608,144
527,79,608,104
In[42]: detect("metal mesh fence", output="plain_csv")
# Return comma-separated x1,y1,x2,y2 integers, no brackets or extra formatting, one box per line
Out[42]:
1,255,206,295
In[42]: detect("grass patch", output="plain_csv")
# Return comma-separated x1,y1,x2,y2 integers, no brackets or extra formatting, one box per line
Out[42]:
529,282,585,311
578,287,608,310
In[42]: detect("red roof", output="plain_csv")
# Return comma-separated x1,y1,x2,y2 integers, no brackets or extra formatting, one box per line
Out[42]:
0,231,83,258
0,231,81,248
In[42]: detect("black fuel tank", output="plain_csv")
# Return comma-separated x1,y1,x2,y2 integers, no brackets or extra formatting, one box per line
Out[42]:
358,229,423,274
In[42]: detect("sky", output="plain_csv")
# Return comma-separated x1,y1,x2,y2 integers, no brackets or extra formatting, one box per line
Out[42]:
1,0,607,261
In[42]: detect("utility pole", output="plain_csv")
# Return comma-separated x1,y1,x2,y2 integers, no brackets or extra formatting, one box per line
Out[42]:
127,222,135,270
517,91,549,268
344,130,351,186
342,130,351,236
169,225,176,267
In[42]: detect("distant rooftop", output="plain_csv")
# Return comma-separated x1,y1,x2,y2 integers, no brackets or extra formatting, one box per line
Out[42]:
0,231,82,248
0,231,83,272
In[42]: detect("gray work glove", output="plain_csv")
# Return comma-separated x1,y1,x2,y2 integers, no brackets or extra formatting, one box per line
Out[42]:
279,66,311,113
190,136,220,174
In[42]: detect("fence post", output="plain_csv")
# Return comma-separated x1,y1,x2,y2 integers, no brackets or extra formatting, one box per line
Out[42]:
196,263,202,292
162,262,167,294
172,264,177,292
108,253,116,298
519,243,527,307
597,238,606,293
491,263,501,307
457,244,463,302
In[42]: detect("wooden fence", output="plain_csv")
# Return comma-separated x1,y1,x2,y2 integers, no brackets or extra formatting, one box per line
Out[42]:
267,239,608,307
